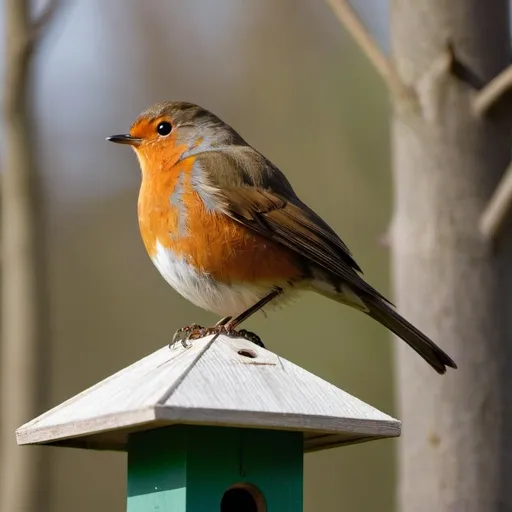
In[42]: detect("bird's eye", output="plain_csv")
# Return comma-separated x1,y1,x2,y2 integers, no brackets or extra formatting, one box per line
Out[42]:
157,121,172,136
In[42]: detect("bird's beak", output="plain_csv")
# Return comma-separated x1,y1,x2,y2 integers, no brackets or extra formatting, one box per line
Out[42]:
106,134,142,146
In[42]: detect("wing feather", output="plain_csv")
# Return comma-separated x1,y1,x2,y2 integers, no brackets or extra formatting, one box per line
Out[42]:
192,149,391,303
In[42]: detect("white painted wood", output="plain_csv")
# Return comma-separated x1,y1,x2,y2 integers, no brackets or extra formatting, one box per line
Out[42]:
16,335,400,452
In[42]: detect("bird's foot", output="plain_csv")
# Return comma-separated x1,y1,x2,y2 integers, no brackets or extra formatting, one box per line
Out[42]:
234,329,266,348
189,324,265,348
169,322,265,349
169,323,207,349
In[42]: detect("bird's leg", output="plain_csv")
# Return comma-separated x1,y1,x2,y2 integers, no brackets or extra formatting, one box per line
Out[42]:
170,289,282,349
226,288,282,330
215,316,232,327
204,288,284,347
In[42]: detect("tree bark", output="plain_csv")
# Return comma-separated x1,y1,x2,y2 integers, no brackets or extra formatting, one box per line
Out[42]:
391,1,512,510
1,1,52,511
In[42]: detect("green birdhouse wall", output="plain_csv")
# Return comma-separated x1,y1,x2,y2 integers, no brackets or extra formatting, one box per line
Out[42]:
128,425,303,511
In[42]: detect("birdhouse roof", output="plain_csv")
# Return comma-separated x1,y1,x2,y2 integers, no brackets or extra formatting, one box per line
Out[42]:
16,335,400,452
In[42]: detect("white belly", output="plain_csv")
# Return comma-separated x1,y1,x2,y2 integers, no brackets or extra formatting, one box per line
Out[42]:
151,240,275,317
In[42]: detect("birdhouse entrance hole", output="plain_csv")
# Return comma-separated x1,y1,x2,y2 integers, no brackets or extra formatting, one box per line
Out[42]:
221,483,266,512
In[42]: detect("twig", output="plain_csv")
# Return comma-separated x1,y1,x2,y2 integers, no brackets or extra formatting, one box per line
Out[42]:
473,64,512,116
480,163,512,241
325,0,412,102
29,0,61,46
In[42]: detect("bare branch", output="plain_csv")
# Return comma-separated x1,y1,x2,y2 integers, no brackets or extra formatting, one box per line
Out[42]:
480,163,512,241
473,64,512,116
29,0,61,45
325,0,413,102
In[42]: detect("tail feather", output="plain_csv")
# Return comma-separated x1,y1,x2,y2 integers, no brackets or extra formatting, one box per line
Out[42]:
363,295,457,374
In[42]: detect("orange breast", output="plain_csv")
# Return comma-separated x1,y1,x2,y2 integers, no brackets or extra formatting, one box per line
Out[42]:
137,156,301,285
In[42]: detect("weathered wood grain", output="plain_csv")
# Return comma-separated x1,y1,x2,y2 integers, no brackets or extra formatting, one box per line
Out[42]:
16,335,400,452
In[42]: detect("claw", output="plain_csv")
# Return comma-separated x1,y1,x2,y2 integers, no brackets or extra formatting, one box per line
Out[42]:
169,322,265,351
169,323,204,350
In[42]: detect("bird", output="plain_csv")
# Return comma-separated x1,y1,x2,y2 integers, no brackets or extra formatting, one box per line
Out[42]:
107,101,457,375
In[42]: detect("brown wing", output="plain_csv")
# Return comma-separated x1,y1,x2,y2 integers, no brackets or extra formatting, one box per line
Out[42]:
194,149,391,303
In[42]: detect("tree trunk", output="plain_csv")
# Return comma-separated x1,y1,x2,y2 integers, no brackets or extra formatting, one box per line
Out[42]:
391,1,512,510
1,1,51,511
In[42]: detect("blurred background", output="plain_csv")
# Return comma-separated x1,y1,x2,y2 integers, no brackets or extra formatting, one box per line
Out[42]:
1,0,397,510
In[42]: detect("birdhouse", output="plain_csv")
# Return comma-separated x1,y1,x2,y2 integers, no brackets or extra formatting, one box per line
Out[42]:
16,335,400,511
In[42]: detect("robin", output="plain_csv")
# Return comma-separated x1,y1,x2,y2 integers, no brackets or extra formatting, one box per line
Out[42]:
107,101,457,374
